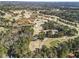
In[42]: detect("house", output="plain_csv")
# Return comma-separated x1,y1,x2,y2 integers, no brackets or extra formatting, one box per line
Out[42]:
44,29,58,35
51,30,58,35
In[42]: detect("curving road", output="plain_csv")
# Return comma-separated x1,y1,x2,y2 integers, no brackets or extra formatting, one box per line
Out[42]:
29,15,79,51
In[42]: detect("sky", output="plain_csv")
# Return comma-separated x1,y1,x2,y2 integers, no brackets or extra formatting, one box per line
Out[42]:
0,0,79,2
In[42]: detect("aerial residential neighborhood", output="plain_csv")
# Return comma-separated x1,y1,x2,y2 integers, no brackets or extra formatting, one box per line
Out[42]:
0,1,79,58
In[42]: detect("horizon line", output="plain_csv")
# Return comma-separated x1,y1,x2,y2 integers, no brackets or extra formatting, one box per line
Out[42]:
0,0,79,2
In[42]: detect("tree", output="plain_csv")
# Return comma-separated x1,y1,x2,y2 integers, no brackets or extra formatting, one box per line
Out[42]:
38,31,45,41
46,30,52,38
0,43,7,57
0,11,5,16
55,43,68,58
21,10,25,18
8,37,31,58
7,26,33,58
